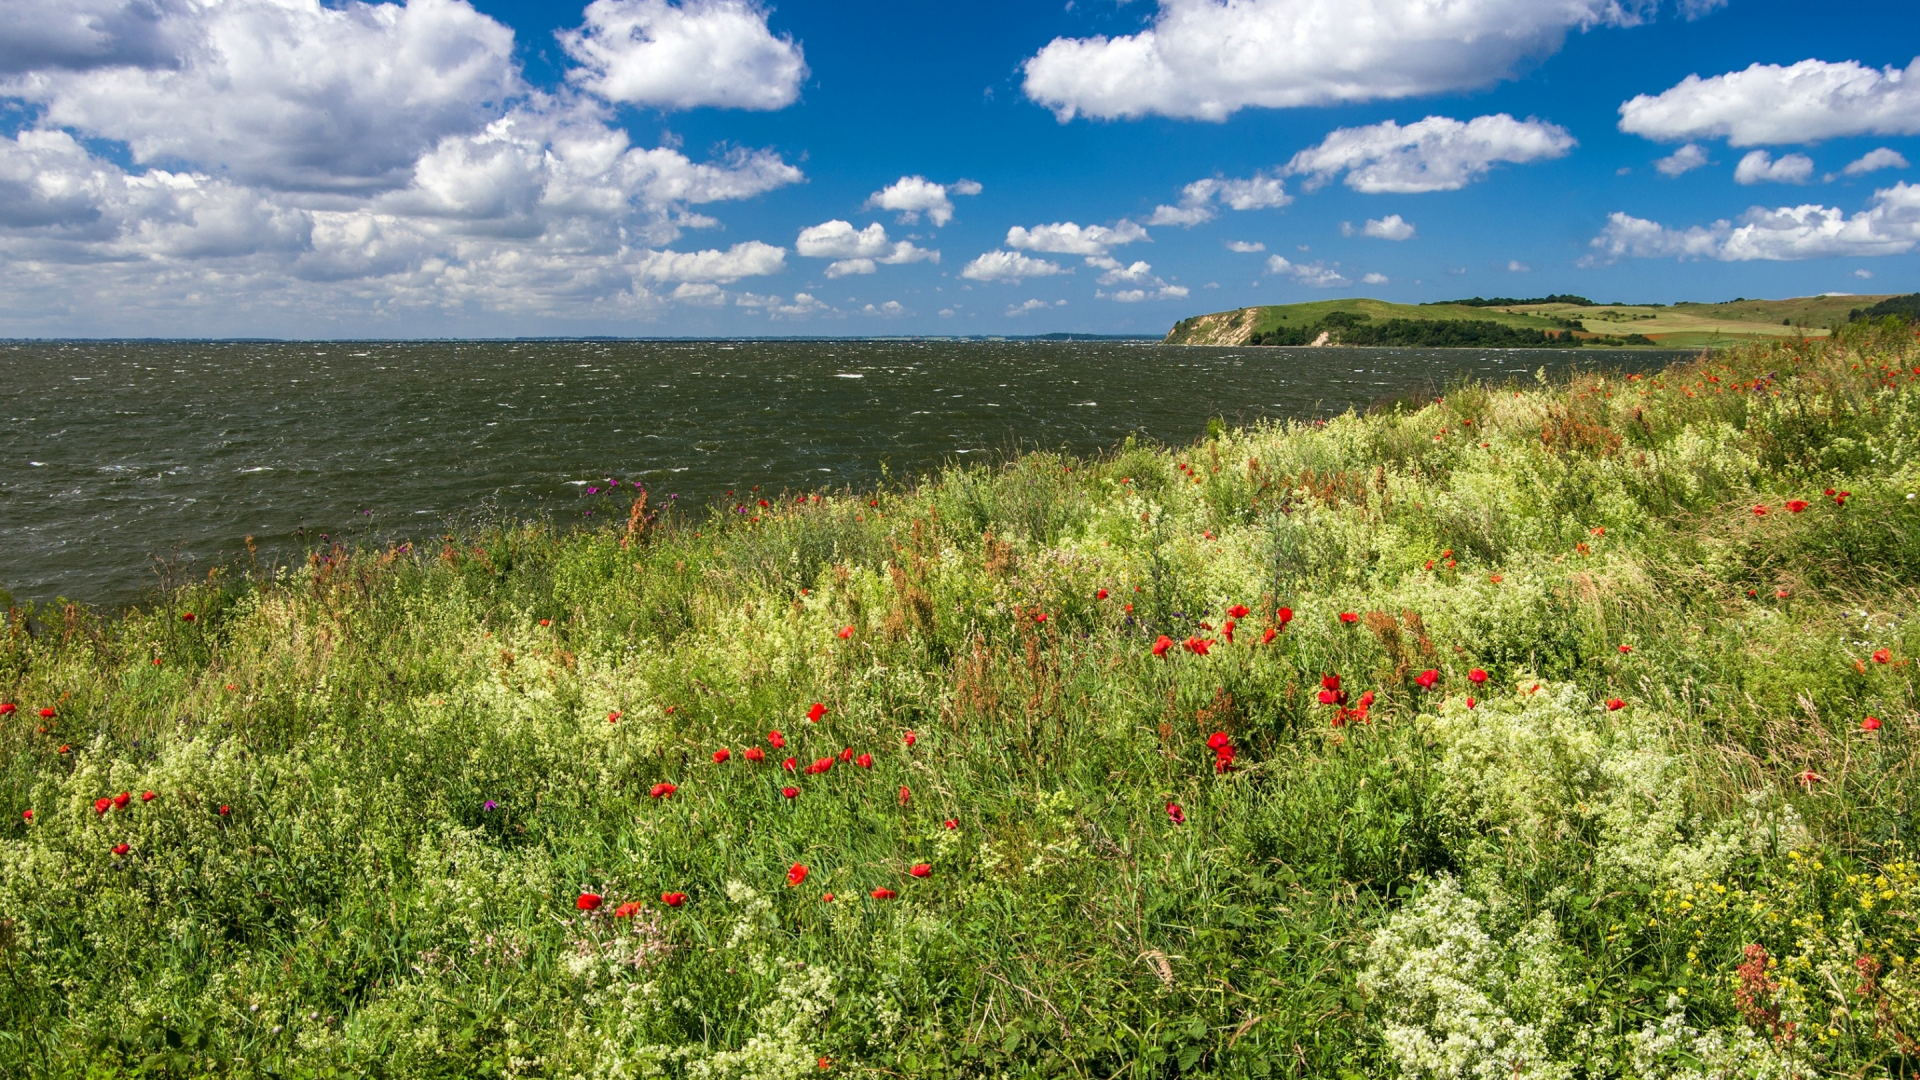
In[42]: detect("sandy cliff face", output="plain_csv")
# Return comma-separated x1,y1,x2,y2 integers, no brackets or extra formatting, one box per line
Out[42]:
1163,308,1257,346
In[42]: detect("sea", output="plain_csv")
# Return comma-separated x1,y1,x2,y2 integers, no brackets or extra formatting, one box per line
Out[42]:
0,339,1691,610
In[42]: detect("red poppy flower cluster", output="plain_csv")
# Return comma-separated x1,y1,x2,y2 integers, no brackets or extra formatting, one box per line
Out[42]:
1873,648,1892,664
0,703,14,715
661,892,687,907
649,783,677,799
807,703,827,723
1468,668,1488,684
712,748,731,764
1165,802,1185,825
577,892,603,911
1319,676,1375,726
1207,732,1236,773
1862,716,1883,732
1605,698,1627,712
1414,669,1440,690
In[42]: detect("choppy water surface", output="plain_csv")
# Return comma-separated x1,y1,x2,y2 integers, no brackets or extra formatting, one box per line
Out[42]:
1,339,1686,609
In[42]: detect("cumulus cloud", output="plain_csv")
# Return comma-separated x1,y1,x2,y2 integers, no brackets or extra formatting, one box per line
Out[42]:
635,240,786,282
1361,272,1390,285
1507,260,1531,272
1361,214,1416,240
1005,220,1148,256
861,300,908,316
1226,240,1265,252
1006,297,1068,316
961,250,1069,282
0,0,810,330
1619,58,1920,146
1733,150,1814,185
794,220,936,277
559,0,805,111
1285,115,1575,194
0,0,192,75
1844,148,1910,176
1586,182,1920,262
1266,255,1350,287
865,175,981,227
735,290,832,318
1654,143,1711,176
1145,173,1290,226
1022,0,1706,122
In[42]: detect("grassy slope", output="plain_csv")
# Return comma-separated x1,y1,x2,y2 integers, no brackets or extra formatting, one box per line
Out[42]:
5,326,1920,1077
1167,295,1893,347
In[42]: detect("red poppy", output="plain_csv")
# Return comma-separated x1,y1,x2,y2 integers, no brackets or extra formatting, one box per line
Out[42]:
1260,627,1277,645
1277,607,1293,627
1785,500,1809,513
1874,649,1892,664
1795,770,1824,788
1862,716,1883,732
855,753,873,769
903,730,916,747
1033,612,1048,623
1165,802,1185,825
837,626,854,639
577,893,603,911
909,863,931,878
539,618,550,627
39,708,54,719
19,810,30,822
1227,605,1250,619
113,792,131,809
782,786,800,799
1184,637,1212,656
1465,697,1477,710
1618,645,1632,655
787,863,809,887
1321,674,1342,692
744,747,766,762
806,757,833,775
94,797,111,815
769,730,787,748
661,892,687,908
1213,745,1237,773
1096,588,1109,600
1207,732,1231,750
614,901,643,917
649,782,677,799
1825,487,1836,496
1425,560,1435,571
821,892,836,902
713,748,732,764
1752,505,1769,516
807,703,827,723
1775,589,1790,599
1152,635,1174,656
1222,619,1236,644
1467,668,1488,684
899,785,911,806
1414,669,1439,689
1836,491,1851,505
1605,698,1626,711
57,745,70,754
112,843,130,856
783,756,797,771
944,818,958,829
607,711,622,723
838,747,854,763
218,805,229,816
0,703,13,715
869,887,897,900
140,791,155,802
1338,612,1358,624
182,612,195,622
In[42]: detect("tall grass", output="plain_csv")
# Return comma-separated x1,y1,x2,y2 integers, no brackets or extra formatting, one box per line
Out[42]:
4,325,1920,1078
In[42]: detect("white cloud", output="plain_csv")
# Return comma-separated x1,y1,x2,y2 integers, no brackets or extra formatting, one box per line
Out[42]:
1006,297,1068,315
1361,214,1415,240
1586,182,1920,262
865,175,981,227
1285,115,1575,194
735,290,832,318
1854,268,1874,278
635,240,786,282
1085,254,1187,302
1361,272,1390,285
794,220,936,273
558,0,805,111
861,300,907,317
1226,240,1265,252
1005,220,1149,256
1021,0,1696,122
1103,285,1190,302
671,282,726,305
1654,143,1710,176
1266,255,1349,287
1844,148,1910,176
0,0,811,330
2,0,520,193
1619,59,1920,147
1145,173,1289,226
1507,260,1531,272
1734,149,1813,185
961,250,1069,282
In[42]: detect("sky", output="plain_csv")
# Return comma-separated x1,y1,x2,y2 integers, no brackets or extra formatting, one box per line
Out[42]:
0,0,1916,338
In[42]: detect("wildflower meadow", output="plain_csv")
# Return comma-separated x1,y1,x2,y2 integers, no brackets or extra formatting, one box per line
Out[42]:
5,324,1920,1078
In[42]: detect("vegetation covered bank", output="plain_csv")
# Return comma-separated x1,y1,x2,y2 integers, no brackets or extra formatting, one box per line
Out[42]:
4,325,1920,1077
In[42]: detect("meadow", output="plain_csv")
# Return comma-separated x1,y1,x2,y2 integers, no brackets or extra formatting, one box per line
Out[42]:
4,322,1920,1078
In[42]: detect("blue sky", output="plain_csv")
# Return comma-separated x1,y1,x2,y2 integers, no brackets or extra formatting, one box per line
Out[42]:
0,0,1916,336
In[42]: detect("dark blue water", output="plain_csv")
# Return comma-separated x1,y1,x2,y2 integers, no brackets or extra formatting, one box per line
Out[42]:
0,339,1685,609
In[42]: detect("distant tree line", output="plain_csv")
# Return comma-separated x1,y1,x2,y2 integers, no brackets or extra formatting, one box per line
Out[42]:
1849,294,1920,322
1250,312,1649,348
1431,294,1596,307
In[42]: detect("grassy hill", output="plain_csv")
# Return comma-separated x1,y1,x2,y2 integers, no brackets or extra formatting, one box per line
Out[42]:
1166,294,1894,348
5,323,1920,1076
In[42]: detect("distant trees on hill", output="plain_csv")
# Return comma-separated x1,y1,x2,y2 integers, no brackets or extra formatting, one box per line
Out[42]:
1849,294,1920,322
1253,314,1584,348
1433,294,1596,307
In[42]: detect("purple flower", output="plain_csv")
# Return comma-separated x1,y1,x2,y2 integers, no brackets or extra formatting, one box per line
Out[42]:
483,800,498,811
